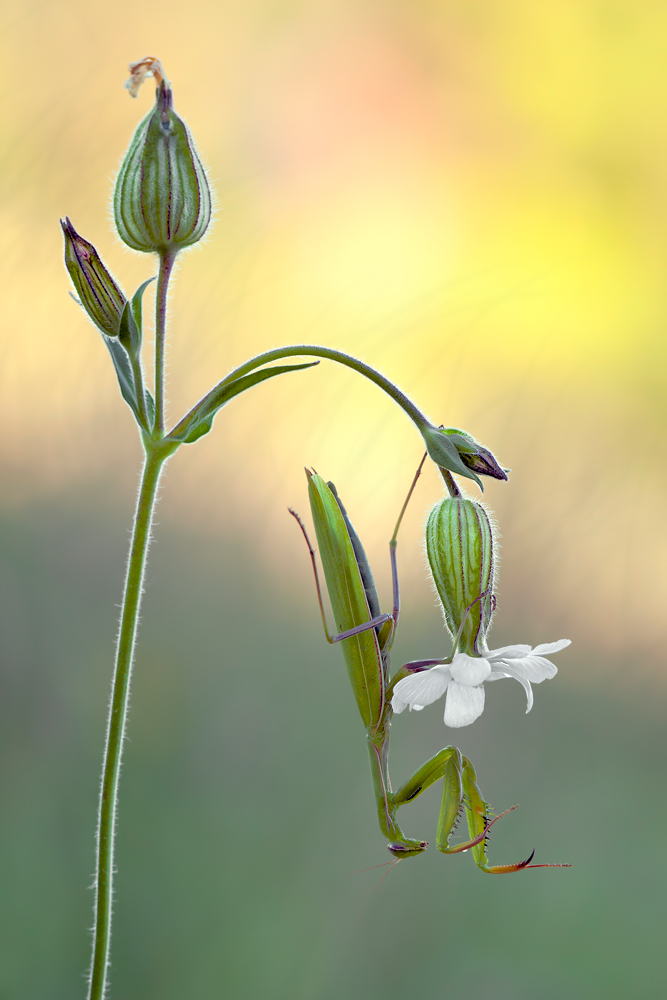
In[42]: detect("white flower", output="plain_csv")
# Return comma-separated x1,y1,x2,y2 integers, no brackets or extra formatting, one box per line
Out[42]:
391,640,570,728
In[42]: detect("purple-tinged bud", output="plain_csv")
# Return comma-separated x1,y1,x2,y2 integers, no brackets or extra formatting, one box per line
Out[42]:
421,425,508,489
443,428,508,481
114,75,211,254
426,497,496,656
61,217,127,337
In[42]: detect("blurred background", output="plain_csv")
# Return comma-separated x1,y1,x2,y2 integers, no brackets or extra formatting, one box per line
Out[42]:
1,0,666,997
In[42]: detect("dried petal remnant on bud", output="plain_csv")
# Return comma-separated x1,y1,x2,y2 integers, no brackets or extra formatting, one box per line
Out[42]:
61,217,127,337
114,77,211,254
124,56,167,98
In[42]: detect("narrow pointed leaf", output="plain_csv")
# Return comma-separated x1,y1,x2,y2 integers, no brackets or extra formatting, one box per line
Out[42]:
104,338,141,420
118,278,155,356
117,300,140,355
130,277,156,342
170,362,319,444
144,389,155,428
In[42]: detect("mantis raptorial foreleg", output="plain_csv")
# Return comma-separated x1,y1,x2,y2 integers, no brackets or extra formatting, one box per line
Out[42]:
390,748,517,860
387,748,567,871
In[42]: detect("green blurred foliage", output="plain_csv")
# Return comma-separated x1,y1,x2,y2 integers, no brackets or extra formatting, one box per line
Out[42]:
0,490,664,999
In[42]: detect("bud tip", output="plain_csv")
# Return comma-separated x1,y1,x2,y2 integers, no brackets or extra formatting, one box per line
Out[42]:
124,56,168,99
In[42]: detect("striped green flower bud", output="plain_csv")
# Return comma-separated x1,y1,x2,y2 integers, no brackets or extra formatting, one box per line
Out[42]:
114,80,211,254
426,497,495,656
61,217,127,337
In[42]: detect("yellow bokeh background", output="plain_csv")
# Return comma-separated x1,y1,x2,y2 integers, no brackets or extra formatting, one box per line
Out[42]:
2,0,666,661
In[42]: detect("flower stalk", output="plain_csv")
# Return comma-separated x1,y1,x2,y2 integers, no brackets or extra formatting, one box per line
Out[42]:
154,251,176,436
87,444,168,1000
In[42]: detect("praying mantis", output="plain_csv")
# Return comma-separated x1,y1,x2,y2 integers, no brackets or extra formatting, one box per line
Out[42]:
290,462,563,874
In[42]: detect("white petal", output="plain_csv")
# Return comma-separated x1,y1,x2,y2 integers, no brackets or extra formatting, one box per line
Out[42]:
391,666,451,712
493,664,534,712
450,653,491,686
531,639,571,656
486,644,532,660
486,669,511,682
444,681,485,727
499,655,558,683
392,695,409,714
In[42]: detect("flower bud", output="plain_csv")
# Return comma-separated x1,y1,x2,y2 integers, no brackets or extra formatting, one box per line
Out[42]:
114,80,211,254
421,425,507,489
61,217,127,337
426,497,495,656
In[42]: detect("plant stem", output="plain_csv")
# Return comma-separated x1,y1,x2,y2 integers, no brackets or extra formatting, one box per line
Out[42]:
154,251,176,435
169,345,432,442
440,468,461,497
231,346,430,428
87,446,167,1000
88,249,178,999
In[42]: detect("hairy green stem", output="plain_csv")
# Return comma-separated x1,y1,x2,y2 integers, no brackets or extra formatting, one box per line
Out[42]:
87,446,168,1000
154,251,176,435
169,345,432,442
440,468,461,498
88,250,178,999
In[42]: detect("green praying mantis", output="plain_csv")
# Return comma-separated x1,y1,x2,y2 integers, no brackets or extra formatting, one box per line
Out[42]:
290,461,565,875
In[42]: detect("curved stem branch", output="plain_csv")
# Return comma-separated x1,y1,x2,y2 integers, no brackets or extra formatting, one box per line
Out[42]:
168,345,432,441
231,346,430,428
87,447,167,1000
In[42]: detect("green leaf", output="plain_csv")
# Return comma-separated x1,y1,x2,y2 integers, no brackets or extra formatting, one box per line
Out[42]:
118,278,155,357
117,300,140,355
441,429,477,454
170,362,319,444
421,426,483,489
144,389,155,428
181,417,213,445
104,338,141,420
131,277,155,335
